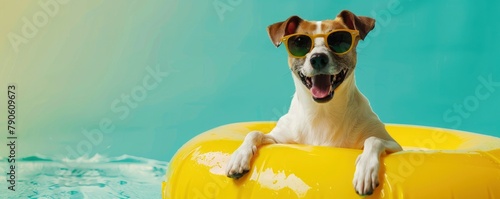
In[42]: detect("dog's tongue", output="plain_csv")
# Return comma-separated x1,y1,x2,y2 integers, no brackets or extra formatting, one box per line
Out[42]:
311,75,331,98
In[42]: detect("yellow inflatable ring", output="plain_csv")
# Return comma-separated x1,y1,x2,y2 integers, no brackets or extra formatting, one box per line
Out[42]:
162,122,500,199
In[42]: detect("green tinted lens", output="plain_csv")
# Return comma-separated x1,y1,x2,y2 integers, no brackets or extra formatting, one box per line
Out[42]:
327,31,353,53
287,35,312,57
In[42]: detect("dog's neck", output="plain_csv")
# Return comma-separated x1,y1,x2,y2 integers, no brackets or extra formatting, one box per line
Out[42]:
293,73,360,117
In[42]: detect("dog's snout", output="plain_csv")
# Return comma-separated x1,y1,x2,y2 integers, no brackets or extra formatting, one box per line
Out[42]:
310,53,329,70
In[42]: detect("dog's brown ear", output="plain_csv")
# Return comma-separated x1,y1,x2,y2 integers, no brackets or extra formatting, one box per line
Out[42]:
337,10,375,40
267,16,303,47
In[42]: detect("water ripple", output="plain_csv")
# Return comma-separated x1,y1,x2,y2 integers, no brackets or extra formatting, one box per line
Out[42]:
0,154,168,199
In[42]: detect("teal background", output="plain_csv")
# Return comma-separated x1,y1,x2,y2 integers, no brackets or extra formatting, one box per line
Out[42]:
1,0,499,162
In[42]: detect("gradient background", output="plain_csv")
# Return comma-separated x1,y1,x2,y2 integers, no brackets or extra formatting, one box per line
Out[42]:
0,0,499,162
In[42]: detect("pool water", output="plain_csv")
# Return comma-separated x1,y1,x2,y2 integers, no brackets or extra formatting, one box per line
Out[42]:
0,154,167,199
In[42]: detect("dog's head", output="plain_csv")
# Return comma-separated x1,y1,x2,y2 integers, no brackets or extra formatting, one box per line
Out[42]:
267,10,375,103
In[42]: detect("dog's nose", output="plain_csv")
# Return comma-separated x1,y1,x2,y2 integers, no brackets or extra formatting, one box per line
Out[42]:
310,53,329,70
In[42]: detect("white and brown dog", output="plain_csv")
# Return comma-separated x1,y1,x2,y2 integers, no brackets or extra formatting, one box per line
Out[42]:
225,10,402,196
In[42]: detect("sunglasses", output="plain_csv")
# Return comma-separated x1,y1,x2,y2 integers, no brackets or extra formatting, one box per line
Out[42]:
281,29,360,58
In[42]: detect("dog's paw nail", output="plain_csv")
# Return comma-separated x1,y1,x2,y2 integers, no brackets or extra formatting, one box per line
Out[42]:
366,191,373,195
227,171,239,179
228,173,242,179
355,190,359,195
241,169,249,175
375,182,379,187
227,170,249,179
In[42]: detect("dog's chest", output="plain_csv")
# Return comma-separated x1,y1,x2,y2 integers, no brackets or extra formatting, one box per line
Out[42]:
292,116,355,148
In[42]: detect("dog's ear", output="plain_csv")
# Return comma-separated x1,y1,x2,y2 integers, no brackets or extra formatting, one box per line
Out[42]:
337,10,375,40
267,16,303,47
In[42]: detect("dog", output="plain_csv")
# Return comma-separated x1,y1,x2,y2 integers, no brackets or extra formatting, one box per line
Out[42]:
225,10,402,196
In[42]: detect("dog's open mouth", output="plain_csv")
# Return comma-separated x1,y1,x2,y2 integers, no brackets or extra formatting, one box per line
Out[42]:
298,69,348,102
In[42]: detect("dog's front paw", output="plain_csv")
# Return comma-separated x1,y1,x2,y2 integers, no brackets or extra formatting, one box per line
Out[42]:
225,145,256,179
353,153,380,196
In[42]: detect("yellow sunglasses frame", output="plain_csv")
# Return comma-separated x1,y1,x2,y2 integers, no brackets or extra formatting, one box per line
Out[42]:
280,29,360,58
